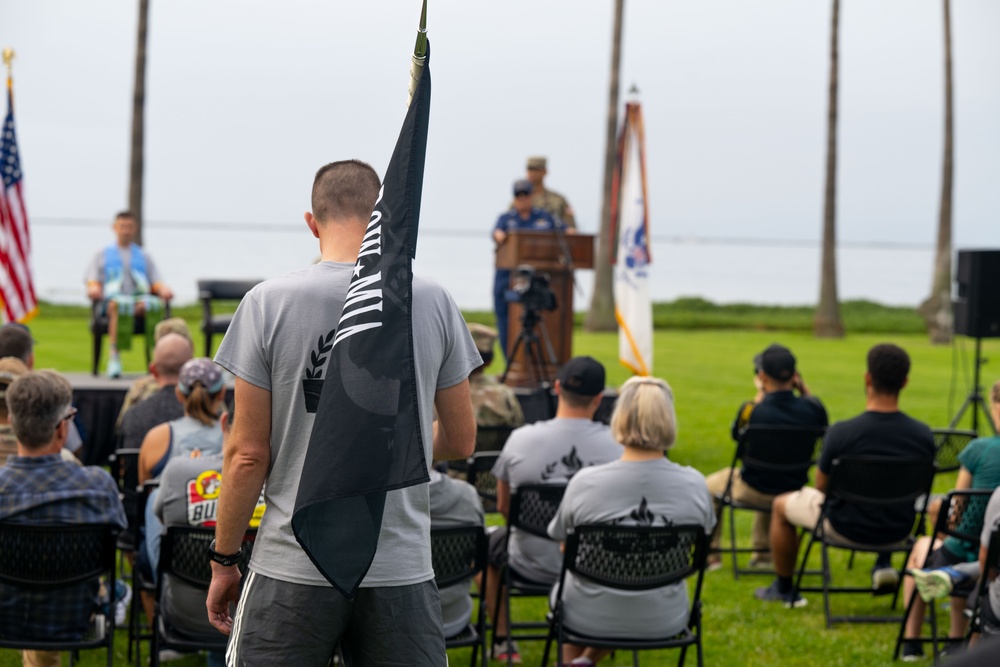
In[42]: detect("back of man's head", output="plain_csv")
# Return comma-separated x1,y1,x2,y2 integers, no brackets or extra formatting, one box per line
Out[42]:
0,324,33,365
556,356,606,414
311,160,381,224
153,333,194,383
867,343,910,396
7,370,73,449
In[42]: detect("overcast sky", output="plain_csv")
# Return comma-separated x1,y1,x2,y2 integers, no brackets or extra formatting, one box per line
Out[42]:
3,0,999,288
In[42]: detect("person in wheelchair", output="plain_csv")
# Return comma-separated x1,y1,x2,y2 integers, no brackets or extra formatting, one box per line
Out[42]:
547,376,715,667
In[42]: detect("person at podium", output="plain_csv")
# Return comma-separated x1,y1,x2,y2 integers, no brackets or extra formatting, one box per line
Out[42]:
492,179,566,360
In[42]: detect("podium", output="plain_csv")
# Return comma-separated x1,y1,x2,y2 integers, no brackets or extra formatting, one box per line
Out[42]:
495,231,594,388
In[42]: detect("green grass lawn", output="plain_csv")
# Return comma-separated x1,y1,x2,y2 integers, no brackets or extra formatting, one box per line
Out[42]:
3,304,998,666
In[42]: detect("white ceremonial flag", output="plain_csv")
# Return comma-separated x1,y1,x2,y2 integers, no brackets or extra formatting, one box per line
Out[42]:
613,102,652,376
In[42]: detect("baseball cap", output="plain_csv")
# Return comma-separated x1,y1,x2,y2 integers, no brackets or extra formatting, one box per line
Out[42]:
467,323,498,355
557,356,606,396
177,358,224,395
754,344,796,382
513,179,533,196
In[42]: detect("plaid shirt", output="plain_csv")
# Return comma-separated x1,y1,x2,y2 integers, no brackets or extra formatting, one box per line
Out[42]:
0,454,126,640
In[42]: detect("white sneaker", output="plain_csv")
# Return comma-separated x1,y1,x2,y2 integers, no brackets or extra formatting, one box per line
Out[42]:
872,567,899,594
114,580,132,626
105,355,123,379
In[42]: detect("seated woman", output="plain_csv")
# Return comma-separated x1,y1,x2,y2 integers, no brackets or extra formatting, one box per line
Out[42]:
901,379,1000,661
547,376,716,666
138,357,226,485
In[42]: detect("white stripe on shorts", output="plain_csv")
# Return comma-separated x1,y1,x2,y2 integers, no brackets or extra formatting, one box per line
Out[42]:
226,569,257,667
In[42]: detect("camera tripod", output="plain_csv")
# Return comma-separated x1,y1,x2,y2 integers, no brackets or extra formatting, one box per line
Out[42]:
501,306,558,388
949,336,997,434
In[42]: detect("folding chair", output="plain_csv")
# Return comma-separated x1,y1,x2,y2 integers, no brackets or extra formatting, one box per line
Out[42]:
431,525,489,667
90,299,172,376
467,452,500,513
152,526,256,666
716,424,825,579
792,456,935,628
542,524,708,667
892,489,993,662
0,523,118,667
967,525,1000,642
448,425,513,477
930,428,979,474
197,279,262,357
496,483,567,666
126,480,159,667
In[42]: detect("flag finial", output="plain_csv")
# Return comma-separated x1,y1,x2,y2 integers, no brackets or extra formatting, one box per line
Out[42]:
407,0,428,107
2,48,13,78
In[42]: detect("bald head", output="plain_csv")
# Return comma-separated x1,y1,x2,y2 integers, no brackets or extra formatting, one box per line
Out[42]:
152,333,194,384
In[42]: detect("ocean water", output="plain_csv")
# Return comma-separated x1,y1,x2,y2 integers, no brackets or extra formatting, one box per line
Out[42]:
34,220,936,312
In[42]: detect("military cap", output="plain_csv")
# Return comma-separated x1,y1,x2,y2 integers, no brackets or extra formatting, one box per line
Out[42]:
467,323,498,355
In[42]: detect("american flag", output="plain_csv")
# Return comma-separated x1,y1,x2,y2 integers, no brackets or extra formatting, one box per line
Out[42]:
0,82,38,323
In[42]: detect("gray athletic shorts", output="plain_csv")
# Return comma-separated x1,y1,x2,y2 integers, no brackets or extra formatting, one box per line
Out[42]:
226,570,446,667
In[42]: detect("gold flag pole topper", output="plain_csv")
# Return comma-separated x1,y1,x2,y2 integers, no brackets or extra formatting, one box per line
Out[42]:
406,0,428,107
2,48,14,86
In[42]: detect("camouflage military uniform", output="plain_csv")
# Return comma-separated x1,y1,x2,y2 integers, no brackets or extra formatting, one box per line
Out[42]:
507,187,575,230
470,373,524,429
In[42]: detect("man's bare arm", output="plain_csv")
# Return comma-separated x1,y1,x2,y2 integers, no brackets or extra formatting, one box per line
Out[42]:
433,379,476,461
207,378,271,634
497,479,511,521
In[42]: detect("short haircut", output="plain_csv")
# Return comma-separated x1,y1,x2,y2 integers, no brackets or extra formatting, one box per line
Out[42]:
0,325,33,363
6,370,73,449
115,210,136,222
153,333,193,379
867,343,910,395
610,376,677,452
311,160,381,224
479,349,494,368
559,388,595,410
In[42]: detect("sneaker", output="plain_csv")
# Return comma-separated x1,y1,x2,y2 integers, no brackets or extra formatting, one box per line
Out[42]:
706,557,723,572
872,567,900,595
569,659,595,666
492,638,522,664
900,640,925,662
908,568,954,602
105,355,123,379
753,580,807,608
113,579,132,627
157,649,186,662
748,555,773,568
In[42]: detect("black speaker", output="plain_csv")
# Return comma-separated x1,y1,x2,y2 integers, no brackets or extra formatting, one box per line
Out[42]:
954,249,1000,338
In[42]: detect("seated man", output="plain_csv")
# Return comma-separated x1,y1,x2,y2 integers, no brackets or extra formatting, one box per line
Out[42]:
0,370,127,667
119,332,193,451
428,459,485,639
704,343,828,569
467,323,524,432
486,357,622,663
149,404,264,667
755,343,935,608
85,210,173,378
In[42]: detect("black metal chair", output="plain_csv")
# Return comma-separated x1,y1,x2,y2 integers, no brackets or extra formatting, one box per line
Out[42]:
90,298,172,376
542,524,708,667
108,447,142,554
152,526,256,666
716,424,825,579
431,525,489,667
496,483,567,666
792,456,936,628
198,279,262,357
892,489,993,662
967,525,1000,642
449,425,514,477
930,428,979,474
467,452,500,513
0,523,118,667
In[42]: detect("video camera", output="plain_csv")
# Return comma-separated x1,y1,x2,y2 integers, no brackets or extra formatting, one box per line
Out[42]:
504,265,557,314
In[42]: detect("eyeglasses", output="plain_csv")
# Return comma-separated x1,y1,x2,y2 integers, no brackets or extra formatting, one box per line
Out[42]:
59,407,78,424
514,192,531,198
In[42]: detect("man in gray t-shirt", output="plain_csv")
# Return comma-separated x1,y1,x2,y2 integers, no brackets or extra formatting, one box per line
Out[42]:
205,160,480,666
486,356,623,660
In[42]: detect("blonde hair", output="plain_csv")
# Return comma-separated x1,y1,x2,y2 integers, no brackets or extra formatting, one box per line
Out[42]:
610,376,677,451
184,384,222,426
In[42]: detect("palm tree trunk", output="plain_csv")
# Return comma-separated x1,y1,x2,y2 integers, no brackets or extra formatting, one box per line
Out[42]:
919,0,954,344
814,0,845,338
585,0,624,332
128,0,149,246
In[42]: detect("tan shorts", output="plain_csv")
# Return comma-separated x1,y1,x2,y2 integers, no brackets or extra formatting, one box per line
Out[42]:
783,486,825,530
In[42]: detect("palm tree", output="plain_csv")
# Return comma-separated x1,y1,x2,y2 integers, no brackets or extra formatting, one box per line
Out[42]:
128,0,150,245
814,0,845,338
919,0,954,344
586,0,625,332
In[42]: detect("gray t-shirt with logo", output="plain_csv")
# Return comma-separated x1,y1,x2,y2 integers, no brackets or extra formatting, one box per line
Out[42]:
215,262,480,588
492,418,623,582
548,457,716,638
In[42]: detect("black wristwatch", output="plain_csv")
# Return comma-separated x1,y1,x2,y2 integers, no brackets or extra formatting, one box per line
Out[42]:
207,539,243,567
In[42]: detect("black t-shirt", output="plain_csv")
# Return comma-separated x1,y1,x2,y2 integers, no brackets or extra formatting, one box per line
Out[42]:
819,410,935,543
734,391,829,494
